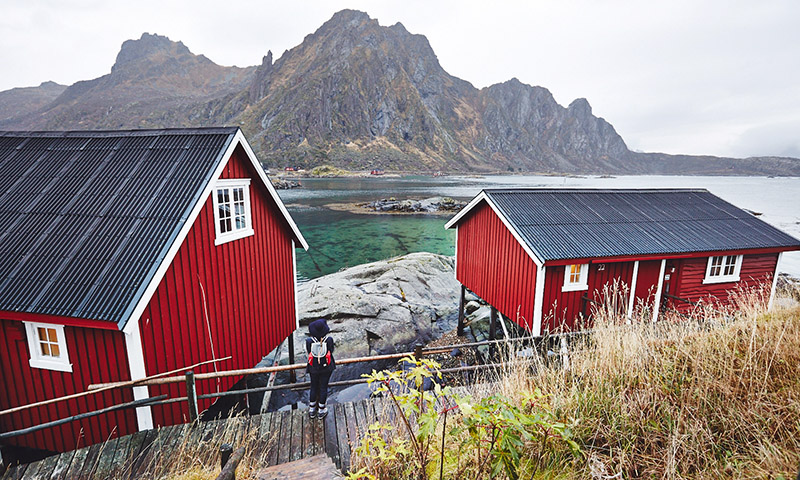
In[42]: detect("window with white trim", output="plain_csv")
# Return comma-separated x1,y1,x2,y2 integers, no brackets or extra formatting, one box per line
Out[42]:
213,179,254,245
562,263,589,292
703,255,742,284
24,322,72,372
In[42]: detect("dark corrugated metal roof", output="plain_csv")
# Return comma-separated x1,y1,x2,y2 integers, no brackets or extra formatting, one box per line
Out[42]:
0,128,239,327
480,189,800,262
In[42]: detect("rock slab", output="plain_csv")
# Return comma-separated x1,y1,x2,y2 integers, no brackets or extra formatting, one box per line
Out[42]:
294,252,460,379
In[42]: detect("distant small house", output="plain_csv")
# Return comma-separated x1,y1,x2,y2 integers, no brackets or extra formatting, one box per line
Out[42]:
0,128,308,453
445,189,800,334
285,167,296,171
370,169,384,176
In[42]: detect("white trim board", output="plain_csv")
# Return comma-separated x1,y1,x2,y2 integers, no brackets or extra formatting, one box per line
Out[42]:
124,326,153,430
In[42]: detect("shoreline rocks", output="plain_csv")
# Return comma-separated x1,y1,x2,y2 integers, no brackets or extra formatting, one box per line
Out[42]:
326,196,466,215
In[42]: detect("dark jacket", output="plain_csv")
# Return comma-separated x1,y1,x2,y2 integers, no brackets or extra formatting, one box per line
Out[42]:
306,319,335,374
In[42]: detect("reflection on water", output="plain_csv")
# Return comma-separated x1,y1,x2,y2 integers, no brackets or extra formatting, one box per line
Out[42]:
278,175,800,281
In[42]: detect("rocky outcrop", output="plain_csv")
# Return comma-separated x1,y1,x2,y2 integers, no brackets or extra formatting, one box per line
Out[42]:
360,196,466,213
293,252,460,379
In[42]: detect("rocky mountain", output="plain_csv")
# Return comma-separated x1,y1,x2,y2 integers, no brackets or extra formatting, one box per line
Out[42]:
1,10,798,175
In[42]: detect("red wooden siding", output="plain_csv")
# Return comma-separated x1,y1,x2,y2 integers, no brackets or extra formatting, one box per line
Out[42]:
138,145,298,427
455,202,538,329
0,320,136,452
670,253,778,312
541,261,635,332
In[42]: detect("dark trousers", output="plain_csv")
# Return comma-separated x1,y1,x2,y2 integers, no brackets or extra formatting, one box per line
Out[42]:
309,370,333,406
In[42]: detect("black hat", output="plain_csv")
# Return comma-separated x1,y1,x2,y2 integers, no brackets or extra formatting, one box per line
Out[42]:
308,318,330,339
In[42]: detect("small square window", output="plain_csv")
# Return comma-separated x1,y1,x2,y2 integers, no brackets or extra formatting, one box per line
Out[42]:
562,263,589,292
703,255,742,284
25,322,72,372
212,179,254,245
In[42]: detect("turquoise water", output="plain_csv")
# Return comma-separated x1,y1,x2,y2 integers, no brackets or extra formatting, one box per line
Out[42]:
278,175,800,281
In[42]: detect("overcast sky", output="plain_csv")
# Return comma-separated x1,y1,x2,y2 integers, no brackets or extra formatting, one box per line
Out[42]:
2,0,798,159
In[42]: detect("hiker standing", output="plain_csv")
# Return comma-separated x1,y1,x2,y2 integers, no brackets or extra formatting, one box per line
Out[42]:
306,318,335,418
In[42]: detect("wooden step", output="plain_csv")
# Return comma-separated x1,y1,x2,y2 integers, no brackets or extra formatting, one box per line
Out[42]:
256,454,340,480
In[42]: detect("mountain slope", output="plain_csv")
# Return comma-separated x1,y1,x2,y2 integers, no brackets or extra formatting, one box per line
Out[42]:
0,11,798,175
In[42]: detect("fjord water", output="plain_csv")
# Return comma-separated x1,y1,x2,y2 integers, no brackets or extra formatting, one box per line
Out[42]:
277,175,800,282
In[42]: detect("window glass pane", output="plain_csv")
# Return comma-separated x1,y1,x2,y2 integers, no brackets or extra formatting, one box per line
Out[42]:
50,344,60,357
40,342,50,356
225,219,232,232
47,328,57,343
38,327,47,340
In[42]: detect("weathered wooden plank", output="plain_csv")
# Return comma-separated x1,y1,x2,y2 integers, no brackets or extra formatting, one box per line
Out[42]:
2,461,28,480
48,448,76,480
310,411,325,456
335,403,352,473
102,434,132,478
68,442,103,479
90,437,120,480
124,428,159,479
131,425,178,477
26,454,60,480
322,404,339,469
268,411,287,466
258,412,277,466
353,400,369,440
276,410,292,465
302,410,315,458
289,409,304,462
343,402,359,451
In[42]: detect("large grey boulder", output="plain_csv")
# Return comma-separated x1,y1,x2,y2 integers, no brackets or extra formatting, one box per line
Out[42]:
293,252,460,379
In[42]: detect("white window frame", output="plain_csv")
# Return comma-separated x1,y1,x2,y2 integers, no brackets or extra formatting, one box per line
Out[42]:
212,179,254,246
562,263,589,292
24,322,72,373
703,254,743,284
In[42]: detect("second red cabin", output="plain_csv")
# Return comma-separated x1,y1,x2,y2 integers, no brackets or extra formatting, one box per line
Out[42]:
446,189,800,334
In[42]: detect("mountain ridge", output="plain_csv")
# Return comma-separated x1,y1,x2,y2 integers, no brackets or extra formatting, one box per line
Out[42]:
1,10,798,176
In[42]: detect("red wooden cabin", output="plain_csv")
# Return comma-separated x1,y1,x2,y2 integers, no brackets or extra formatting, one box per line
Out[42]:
0,128,308,454
446,189,800,334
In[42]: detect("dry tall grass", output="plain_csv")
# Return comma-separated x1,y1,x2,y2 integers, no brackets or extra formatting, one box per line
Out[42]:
520,282,800,478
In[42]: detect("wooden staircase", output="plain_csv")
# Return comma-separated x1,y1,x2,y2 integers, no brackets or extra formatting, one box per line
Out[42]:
256,454,340,479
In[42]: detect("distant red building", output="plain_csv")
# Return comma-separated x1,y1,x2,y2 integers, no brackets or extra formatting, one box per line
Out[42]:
0,128,307,453
446,189,800,334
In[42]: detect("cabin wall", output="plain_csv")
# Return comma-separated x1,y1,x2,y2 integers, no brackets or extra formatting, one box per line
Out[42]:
670,253,779,312
0,320,136,452
138,146,297,427
542,261,636,332
455,202,538,330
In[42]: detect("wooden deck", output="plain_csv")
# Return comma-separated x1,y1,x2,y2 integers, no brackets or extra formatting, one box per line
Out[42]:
1,397,390,479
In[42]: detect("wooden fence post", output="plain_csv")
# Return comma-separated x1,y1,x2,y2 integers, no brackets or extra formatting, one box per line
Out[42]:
220,443,233,469
185,371,198,422
288,331,296,383
414,343,423,360
457,285,466,337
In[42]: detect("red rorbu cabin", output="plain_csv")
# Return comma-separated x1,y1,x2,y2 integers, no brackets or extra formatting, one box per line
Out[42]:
0,128,308,454
445,189,800,334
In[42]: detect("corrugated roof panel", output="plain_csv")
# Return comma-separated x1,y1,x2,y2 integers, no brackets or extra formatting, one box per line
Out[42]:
0,128,239,326
481,189,800,261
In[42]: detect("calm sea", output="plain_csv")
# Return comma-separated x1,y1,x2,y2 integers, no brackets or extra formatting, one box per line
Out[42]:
276,175,800,282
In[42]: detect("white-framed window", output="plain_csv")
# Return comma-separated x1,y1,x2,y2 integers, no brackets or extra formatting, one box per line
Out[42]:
703,255,742,284
212,179,254,246
562,263,589,292
24,322,72,373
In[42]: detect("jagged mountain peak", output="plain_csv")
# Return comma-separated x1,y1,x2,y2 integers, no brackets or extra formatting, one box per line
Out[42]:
112,33,199,72
568,97,592,116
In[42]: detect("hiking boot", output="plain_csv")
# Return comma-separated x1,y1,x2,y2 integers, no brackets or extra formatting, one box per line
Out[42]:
309,405,317,418
317,407,328,419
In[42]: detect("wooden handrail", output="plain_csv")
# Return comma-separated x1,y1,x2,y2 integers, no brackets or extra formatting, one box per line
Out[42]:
0,356,230,417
